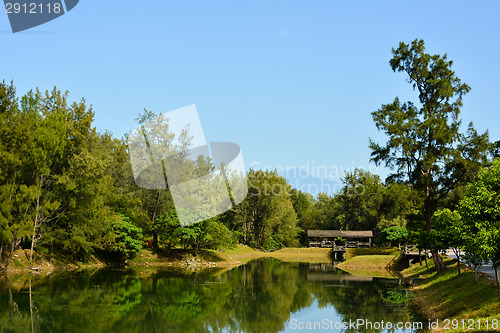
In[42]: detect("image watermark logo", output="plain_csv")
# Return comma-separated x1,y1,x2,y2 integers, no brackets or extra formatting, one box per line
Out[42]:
128,105,248,227
4,0,79,33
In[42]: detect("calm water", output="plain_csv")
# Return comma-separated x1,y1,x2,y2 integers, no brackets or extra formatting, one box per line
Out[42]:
0,259,426,333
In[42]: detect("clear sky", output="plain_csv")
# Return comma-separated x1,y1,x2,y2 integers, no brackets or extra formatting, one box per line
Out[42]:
2,1,499,195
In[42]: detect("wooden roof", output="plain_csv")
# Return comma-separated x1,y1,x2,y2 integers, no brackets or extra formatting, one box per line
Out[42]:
307,230,373,238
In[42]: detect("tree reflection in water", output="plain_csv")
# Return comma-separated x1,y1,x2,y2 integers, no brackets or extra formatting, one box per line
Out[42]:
0,259,423,333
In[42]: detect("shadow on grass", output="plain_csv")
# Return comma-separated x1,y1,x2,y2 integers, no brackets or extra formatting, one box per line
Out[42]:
416,262,500,319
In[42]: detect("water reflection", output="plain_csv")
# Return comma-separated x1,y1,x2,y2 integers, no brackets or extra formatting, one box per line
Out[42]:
0,259,424,332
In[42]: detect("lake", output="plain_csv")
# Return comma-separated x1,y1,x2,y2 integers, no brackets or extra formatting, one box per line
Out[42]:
0,259,426,332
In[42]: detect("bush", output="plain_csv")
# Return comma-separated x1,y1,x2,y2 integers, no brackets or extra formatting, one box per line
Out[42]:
111,215,143,259
377,226,408,249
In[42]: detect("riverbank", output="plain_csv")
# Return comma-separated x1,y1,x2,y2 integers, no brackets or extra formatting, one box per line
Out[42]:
336,248,500,332
335,247,401,278
127,245,333,268
402,258,500,332
0,248,107,273
0,245,333,273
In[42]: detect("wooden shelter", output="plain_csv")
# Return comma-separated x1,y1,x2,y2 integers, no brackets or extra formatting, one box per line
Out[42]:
307,230,373,248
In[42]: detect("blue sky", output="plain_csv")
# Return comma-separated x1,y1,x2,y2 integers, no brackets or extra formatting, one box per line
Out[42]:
2,1,500,195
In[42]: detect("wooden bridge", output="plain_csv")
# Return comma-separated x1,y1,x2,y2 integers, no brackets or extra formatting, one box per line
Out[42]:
402,245,419,256
402,245,431,257
401,245,431,267
308,230,373,248
308,230,373,261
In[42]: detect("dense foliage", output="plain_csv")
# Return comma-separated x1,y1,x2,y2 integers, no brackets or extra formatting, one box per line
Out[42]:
459,158,500,287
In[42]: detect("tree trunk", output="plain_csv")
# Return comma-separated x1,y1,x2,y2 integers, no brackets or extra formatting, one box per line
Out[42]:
418,249,422,266
153,233,159,250
5,230,18,268
456,250,461,275
253,214,260,248
49,238,53,264
243,207,248,243
424,187,445,272
30,179,42,263
151,190,161,250
495,267,500,292
424,249,428,269
0,243,3,262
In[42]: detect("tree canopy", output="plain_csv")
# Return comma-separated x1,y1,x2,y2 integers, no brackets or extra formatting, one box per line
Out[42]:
459,158,500,288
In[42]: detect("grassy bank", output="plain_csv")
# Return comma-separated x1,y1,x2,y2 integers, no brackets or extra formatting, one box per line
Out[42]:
334,247,500,331
128,245,333,268
0,248,106,273
0,245,333,273
402,258,500,332
335,247,400,278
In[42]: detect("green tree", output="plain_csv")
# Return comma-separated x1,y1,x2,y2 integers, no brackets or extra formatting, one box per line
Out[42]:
290,189,319,245
380,226,409,249
128,109,178,249
110,214,143,259
313,192,340,230
252,170,299,249
335,169,384,231
237,169,299,250
0,82,33,267
378,182,417,230
459,159,500,289
430,209,464,274
492,140,500,158
0,83,135,263
370,39,491,271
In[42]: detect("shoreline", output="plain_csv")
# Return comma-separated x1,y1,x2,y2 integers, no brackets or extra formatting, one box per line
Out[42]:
337,248,500,332
0,245,334,274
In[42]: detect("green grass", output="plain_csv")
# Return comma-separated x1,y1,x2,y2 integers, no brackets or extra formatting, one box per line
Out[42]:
344,247,400,260
214,245,332,264
128,245,332,268
128,248,226,266
334,247,401,277
338,254,396,267
402,258,500,332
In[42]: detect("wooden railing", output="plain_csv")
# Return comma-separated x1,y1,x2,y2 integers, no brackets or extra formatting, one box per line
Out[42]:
403,245,418,254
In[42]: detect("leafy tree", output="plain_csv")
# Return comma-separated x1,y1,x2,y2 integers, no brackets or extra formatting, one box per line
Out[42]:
461,251,488,283
370,39,491,271
334,169,384,231
0,82,33,267
492,140,500,158
378,182,417,230
110,214,143,259
0,83,139,263
410,230,431,268
290,189,319,245
380,226,409,249
459,158,500,289
224,170,299,250
155,209,182,251
128,109,179,249
430,209,464,274
245,170,299,249
313,192,340,230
